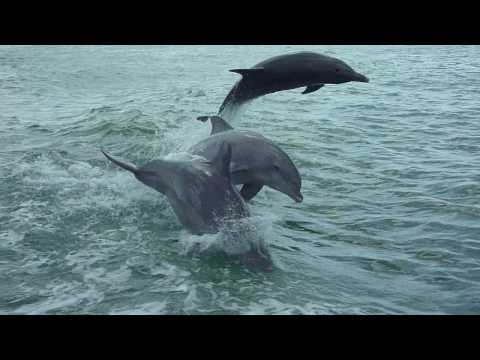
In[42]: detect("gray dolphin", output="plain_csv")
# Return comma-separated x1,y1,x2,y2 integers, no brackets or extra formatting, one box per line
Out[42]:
190,116,303,203
219,51,369,115
102,144,273,271
102,143,248,235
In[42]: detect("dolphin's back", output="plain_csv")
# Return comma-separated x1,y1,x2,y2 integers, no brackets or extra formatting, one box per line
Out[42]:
254,51,329,71
190,130,267,173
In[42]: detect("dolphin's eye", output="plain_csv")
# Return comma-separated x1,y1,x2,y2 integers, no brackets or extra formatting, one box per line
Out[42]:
335,68,340,72
273,164,280,171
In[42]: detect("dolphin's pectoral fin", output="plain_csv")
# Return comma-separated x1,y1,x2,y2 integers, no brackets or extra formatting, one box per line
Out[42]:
240,182,264,202
229,67,265,77
302,84,324,94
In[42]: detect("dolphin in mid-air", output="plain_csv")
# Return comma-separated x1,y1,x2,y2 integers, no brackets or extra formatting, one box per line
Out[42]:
219,51,369,116
102,144,273,271
191,115,302,203
102,143,248,235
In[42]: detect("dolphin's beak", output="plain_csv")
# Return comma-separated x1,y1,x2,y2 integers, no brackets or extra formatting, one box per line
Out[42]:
353,72,369,83
292,193,303,203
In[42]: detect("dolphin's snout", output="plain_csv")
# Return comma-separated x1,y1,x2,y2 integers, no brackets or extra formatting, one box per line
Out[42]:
293,193,303,203
353,72,369,83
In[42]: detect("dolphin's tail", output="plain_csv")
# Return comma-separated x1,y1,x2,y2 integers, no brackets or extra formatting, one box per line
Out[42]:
218,82,242,115
101,149,138,174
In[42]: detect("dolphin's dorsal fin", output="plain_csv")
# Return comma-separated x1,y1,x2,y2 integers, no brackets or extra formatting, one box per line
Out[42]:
229,67,265,77
197,115,234,135
210,116,234,135
212,142,232,178
302,84,324,94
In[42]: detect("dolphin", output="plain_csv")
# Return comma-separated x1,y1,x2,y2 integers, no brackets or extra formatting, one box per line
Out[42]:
219,51,369,116
190,116,303,203
101,143,248,235
101,144,273,271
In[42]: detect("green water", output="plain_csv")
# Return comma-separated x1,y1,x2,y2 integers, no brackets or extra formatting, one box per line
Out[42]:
1,45,479,314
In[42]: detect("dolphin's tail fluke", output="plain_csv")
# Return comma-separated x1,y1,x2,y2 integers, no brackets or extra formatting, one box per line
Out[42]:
101,149,138,174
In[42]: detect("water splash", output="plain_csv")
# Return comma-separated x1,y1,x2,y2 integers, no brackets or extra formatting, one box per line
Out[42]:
219,100,252,124
180,213,276,272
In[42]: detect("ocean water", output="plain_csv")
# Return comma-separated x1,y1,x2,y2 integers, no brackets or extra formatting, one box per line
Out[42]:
1,45,479,315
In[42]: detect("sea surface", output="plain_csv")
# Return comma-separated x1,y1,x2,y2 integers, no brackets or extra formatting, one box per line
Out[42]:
1,45,479,314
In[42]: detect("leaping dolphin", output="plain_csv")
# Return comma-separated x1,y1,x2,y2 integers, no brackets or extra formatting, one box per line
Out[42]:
101,144,273,271
219,51,369,116
102,143,248,235
190,116,303,203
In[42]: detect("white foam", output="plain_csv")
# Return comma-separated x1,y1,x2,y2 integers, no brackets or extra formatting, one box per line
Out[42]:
179,213,277,259
219,100,252,124
13,280,104,315
110,301,168,315
183,285,199,312
242,298,331,315
163,117,211,153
